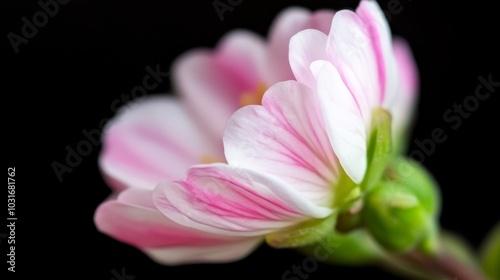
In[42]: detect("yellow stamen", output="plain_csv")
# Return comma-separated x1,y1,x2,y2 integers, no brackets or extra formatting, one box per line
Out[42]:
199,155,222,164
239,82,268,107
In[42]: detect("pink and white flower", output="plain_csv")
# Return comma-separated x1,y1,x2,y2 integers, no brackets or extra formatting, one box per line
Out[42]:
289,0,418,183
153,0,418,245
94,8,334,264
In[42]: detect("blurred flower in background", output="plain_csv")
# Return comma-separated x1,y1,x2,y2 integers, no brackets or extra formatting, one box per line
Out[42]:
94,7,334,264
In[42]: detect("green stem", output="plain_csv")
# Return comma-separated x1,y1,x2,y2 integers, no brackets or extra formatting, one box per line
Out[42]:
377,234,487,280
404,248,486,280
379,254,440,280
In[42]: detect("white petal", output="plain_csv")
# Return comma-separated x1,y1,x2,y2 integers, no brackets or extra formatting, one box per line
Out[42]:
289,29,329,88
224,81,338,205
316,62,367,184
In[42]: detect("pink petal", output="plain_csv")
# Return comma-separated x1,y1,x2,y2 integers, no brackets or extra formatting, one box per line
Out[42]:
153,164,333,236
356,0,398,107
95,188,261,264
266,7,312,82
306,10,335,34
224,81,338,205
316,61,367,184
144,237,261,265
99,96,220,191
289,29,329,88
391,38,419,132
326,10,380,117
173,31,267,140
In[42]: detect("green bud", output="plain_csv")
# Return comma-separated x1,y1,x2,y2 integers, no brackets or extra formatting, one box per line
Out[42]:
362,158,441,253
265,214,336,248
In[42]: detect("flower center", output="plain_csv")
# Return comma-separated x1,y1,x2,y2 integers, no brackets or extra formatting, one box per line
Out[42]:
199,155,222,164
239,82,268,107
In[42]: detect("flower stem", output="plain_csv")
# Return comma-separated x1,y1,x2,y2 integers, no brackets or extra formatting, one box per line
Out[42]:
404,245,486,280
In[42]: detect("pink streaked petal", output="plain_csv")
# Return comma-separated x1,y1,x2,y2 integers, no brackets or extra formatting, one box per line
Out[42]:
95,189,250,249
144,237,262,265
224,81,338,205
99,96,219,191
289,30,329,88
393,38,419,99
316,61,367,184
356,0,399,106
306,10,335,34
267,7,312,82
153,164,333,236
216,30,268,87
391,38,419,132
326,10,379,119
173,31,266,140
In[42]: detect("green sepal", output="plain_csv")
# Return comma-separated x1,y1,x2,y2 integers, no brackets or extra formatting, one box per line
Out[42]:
479,223,500,279
361,108,393,192
298,229,382,265
265,214,336,248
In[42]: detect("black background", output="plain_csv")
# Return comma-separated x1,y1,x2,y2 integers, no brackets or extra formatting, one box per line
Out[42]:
3,0,499,279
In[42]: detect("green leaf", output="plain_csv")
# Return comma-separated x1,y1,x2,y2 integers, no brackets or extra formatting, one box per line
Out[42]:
361,108,393,192
265,214,336,248
480,223,500,279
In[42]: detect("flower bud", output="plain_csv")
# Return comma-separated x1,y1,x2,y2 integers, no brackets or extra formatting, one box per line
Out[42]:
362,158,440,253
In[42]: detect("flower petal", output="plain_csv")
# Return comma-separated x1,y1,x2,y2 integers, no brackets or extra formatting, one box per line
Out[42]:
99,96,219,191
289,29,329,88
144,237,261,265
393,38,418,96
153,164,333,236
224,81,338,205
267,7,312,82
391,38,419,134
326,10,379,121
306,10,335,34
95,188,261,264
316,61,367,184
356,0,398,106
173,31,267,139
